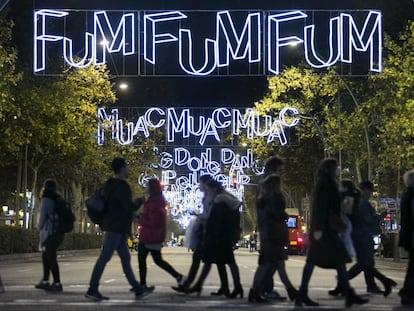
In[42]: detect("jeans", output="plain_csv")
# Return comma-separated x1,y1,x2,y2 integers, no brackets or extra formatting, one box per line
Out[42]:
349,235,385,289
300,262,350,292
184,248,201,287
42,234,64,283
138,243,181,286
264,261,294,293
89,232,141,292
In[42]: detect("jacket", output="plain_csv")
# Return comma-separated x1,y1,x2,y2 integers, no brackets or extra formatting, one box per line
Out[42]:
256,193,288,243
38,191,58,244
351,196,380,237
307,173,351,268
201,191,241,264
399,187,414,250
139,193,167,244
102,178,137,234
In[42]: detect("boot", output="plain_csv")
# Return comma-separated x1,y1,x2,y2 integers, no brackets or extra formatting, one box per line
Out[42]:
345,288,369,308
286,287,298,301
381,277,397,297
248,288,267,303
328,285,344,297
295,289,319,307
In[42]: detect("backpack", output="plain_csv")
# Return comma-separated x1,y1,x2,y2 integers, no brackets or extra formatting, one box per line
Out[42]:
85,188,107,225
53,198,75,234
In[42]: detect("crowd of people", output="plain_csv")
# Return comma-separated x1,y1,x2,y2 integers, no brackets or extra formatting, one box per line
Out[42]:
33,156,414,308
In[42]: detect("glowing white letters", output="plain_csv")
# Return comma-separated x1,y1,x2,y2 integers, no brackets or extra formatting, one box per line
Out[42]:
97,107,300,147
34,9,382,75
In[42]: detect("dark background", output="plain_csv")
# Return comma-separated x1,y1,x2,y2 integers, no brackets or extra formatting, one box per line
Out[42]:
9,0,414,108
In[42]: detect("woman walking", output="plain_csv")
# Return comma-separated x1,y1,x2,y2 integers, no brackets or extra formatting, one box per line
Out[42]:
187,178,243,297
249,175,291,303
138,178,184,288
295,159,368,308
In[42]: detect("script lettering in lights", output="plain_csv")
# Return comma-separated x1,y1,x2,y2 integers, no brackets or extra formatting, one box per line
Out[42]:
33,9,382,76
96,107,300,147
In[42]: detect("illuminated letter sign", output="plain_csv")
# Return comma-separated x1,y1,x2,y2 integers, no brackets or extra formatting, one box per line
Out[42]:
34,9,382,76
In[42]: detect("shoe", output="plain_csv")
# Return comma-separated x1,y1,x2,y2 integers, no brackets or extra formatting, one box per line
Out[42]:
367,286,384,295
265,289,286,301
295,289,319,307
345,288,369,308
177,275,186,286
187,284,202,296
135,286,155,299
172,285,188,293
382,278,397,297
328,285,344,297
85,290,110,301
45,283,63,292
286,287,298,301
248,288,268,303
35,281,50,290
229,286,243,298
211,287,230,297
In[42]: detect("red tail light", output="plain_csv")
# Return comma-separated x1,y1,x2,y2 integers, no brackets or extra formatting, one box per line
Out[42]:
297,237,303,244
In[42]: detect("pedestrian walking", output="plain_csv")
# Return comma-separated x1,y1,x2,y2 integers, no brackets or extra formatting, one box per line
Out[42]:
187,178,243,297
249,175,291,303
35,179,65,292
345,181,396,296
398,169,414,306
137,178,184,288
85,157,153,301
295,159,368,308
260,156,298,301
172,175,233,298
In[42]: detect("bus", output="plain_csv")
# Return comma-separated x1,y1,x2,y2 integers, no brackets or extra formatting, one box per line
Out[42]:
285,208,305,255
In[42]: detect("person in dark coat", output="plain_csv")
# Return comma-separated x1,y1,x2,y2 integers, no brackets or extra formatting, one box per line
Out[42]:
188,178,242,297
295,159,368,308
260,156,298,301
249,175,290,303
85,157,153,301
399,169,414,306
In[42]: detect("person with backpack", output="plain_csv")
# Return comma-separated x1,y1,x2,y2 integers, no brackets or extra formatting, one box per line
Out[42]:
35,179,67,292
85,157,153,301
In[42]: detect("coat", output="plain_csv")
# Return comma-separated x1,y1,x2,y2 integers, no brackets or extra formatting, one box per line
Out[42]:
38,191,59,245
399,187,414,250
201,192,241,264
306,173,351,268
102,178,138,234
256,193,289,263
139,193,167,244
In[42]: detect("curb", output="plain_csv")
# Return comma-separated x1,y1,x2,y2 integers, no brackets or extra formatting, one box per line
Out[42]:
0,249,100,263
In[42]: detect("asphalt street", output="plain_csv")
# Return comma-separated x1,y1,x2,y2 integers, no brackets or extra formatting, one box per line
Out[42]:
0,247,411,310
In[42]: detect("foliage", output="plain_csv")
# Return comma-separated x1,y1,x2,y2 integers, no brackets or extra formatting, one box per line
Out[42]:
0,226,102,255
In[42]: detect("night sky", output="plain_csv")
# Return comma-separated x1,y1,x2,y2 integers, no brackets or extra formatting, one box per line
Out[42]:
12,0,414,108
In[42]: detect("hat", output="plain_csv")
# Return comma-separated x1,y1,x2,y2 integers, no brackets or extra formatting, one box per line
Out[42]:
359,181,375,191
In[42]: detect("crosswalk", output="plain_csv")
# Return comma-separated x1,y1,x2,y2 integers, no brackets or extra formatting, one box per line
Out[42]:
0,285,402,310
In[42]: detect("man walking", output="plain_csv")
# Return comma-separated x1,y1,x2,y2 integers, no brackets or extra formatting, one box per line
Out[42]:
85,157,153,301
347,181,396,296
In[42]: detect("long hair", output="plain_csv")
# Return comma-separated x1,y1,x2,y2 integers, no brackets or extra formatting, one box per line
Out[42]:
202,177,225,194
317,158,338,180
148,178,162,197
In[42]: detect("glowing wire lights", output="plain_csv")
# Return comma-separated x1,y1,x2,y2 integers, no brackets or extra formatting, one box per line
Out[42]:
34,9,382,75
